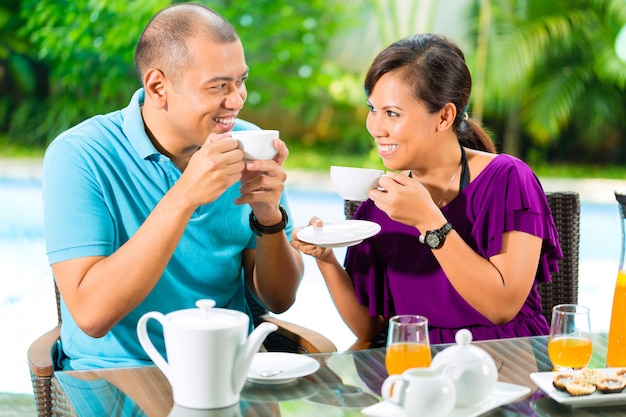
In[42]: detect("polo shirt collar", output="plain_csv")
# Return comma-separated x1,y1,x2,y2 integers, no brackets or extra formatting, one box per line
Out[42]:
122,88,162,161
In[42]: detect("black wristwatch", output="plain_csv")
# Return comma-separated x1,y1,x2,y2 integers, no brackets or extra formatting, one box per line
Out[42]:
249,205,288,236
419,222,453,250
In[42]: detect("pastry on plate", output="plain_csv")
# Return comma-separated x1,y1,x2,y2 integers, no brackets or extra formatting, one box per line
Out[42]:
596,376,626,394
565,380,596,396
580,368,605,385
553,373,577,392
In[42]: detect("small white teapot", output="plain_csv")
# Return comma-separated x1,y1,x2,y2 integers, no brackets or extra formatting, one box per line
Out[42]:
430,329,498,407
137,299,277,409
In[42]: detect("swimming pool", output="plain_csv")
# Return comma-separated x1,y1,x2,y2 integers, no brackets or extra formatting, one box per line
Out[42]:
0,177,622,393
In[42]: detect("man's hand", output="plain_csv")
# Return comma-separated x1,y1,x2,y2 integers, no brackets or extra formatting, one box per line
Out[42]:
175,133,245,208
236,138,288,225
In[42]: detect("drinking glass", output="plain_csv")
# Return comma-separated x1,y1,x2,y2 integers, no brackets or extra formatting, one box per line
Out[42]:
385,315,432,375
548,304,593,371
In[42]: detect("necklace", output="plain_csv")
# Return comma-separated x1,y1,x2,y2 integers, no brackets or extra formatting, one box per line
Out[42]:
437,163,461,207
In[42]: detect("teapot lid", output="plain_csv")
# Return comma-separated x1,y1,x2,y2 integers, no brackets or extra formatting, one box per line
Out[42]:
169,299,248,329
433,329,492,364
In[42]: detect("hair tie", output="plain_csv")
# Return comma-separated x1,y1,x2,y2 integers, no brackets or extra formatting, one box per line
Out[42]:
463,112,469,121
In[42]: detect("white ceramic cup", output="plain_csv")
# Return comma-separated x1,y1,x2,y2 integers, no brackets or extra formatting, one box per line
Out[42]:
231,129,279,161
381,367,456,417
330,166,384,201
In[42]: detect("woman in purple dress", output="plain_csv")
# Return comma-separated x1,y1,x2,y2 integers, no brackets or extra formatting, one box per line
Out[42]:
292,33,562,346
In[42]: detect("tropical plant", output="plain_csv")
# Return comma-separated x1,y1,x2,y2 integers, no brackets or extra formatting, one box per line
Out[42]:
14,0,168,147
14,0,361,150
0,0,49,145
468,0,626,163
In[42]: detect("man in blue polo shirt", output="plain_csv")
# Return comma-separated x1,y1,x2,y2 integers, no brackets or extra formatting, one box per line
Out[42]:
42,3,304,370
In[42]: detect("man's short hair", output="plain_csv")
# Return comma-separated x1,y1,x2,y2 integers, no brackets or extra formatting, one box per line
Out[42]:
134,3,239,87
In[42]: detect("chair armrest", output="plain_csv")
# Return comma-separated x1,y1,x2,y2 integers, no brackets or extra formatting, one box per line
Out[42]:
261,315,337,353
348,339,374,351
28,325,60,377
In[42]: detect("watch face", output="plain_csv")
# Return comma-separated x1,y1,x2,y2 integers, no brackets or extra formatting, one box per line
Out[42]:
425,232,441,248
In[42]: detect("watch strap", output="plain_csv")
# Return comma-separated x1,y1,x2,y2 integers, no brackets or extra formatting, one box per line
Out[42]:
249,205,288,236
419,222,453,249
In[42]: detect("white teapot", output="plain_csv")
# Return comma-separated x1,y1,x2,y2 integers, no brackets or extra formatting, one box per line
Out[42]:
137,299,277,409
430,329,498,407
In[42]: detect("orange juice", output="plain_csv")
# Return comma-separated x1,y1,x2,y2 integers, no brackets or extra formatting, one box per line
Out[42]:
607,269,626,367
548,337,593,369
385,342,432,375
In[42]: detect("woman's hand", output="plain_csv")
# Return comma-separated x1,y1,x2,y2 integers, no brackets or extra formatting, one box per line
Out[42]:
290,217,335,262
370,172,447,232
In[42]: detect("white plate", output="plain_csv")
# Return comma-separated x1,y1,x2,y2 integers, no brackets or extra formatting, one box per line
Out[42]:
247,352,320,385
361,382,530,417
530,368,626,408
297,220,381,248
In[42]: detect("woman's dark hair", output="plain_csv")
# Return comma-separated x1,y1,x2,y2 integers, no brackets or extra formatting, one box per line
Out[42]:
364,33,495,153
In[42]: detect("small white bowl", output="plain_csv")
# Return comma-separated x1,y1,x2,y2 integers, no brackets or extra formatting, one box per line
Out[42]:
231,130,279,160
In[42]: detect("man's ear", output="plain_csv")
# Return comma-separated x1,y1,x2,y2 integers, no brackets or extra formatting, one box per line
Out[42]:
437,102,457,131
143,69,168,109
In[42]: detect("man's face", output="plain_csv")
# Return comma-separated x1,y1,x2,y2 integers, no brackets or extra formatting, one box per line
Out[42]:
163,36,249,147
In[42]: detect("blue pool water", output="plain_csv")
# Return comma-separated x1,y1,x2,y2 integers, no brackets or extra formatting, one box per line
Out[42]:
0,178,622,393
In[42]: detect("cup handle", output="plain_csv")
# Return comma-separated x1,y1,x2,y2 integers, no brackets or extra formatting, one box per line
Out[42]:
381,375,407,406
137,311,170,380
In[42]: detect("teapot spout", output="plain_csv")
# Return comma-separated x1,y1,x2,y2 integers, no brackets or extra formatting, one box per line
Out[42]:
232,322,278,393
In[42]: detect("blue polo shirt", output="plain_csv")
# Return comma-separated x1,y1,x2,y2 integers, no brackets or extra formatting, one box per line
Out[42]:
43,89,294,370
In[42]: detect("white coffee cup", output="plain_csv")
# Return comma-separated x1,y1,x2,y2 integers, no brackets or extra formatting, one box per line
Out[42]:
231,129,279,161
330,166,384,201
381,367,456,417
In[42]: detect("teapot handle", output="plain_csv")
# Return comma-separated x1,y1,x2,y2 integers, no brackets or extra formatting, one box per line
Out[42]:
137,312,170,380
381,375,407,406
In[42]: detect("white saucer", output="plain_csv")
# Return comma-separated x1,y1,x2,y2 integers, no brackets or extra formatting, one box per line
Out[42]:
361,382,530,417
247,352,320,385
297,220,381,248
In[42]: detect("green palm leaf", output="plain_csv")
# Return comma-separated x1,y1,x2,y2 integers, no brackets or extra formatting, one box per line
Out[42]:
472,0,626,154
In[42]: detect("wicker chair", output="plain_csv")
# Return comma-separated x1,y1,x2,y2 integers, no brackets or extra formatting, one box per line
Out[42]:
344,190,580,328
27,281,336,417
540,191,580,323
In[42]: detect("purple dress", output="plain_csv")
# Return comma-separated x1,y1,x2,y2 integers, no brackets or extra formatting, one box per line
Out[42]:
345,154,562,344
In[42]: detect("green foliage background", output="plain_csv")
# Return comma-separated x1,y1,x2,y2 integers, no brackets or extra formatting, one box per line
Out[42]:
3,0,369,155
2,0,626,175
469,0,626,165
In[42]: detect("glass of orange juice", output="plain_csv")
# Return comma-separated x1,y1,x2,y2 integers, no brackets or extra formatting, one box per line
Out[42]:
548,304,593,371
385,315,432,375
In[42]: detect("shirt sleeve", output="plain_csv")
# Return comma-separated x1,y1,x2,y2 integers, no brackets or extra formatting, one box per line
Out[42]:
43,138,115,264
469,156,562,283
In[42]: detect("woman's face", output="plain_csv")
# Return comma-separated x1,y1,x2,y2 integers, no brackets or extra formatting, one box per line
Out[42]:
366,71,441,171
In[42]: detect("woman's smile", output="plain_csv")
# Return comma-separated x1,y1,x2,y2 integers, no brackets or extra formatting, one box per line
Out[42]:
378,143,399,157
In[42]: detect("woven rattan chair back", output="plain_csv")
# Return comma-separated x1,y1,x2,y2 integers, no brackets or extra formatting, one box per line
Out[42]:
540,191,580,323
343,191,580,326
